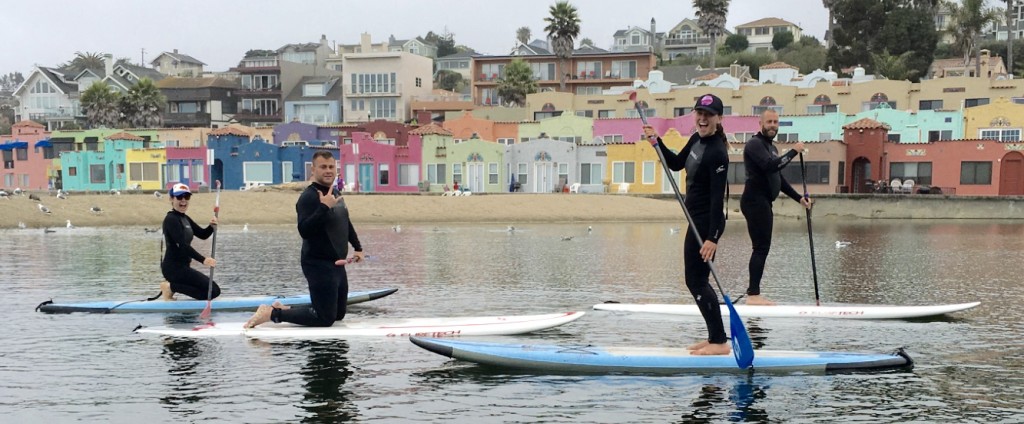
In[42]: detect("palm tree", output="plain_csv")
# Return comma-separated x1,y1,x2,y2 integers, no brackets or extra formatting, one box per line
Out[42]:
121,78,166,128
543,1,581,91
61,51,106,75
497,59,538,107
80,81,122,129
694,0,730,68
516,26,532,45
947,0,1004,77
871,49,916,80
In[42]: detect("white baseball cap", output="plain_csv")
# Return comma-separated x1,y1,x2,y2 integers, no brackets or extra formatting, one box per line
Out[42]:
169,183,191,197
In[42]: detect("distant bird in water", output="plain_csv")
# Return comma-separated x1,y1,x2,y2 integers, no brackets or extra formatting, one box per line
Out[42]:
507,225,516,233
561,236,574,241
38,203,51,214
44,228,56,234
29,194,40,201
18,221,26,229
669,227,681,235
587,226,593,234
835,241,852,248
66,220,75,229
89,206,102,214
392,224,401,232
243,223,249,232
144,228,159,234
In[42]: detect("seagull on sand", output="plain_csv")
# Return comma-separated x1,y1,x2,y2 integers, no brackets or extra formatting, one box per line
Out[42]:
669,227,681,235
66,220,75,229
18,221,26,229
29,194,40,201
153,191,162,199
38,203,51,214
0,190,8,199
89,206,102,214
56,190,67,200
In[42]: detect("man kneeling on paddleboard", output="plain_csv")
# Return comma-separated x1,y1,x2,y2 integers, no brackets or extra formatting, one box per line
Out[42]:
160,183,220,301
245,151,365,328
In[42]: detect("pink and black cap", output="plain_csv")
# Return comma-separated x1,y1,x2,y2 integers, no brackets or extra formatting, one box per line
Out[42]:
694,94,724,116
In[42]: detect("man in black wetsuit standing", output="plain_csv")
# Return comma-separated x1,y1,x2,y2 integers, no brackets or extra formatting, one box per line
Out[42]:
740,110,811,305
245,150,364,328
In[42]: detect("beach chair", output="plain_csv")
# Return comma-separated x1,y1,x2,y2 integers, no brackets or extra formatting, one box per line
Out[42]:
617,183,630,194
569,183,581,193
889,178,902,194
902,179,915,194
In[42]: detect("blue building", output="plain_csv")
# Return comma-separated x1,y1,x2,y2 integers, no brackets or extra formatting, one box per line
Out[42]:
207,126,340,191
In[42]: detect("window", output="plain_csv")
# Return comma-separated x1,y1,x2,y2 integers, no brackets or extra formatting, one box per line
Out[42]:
580,163,603,184
517,163,528,186
625,108,656,119
838,161,845,185
919,100,943,110
819,132,832,141
604,134,624,143
90,164,106,184
611,61,637,78
303,84,324,97
965,98,990,108
631,33,641,45
480,88,501,105
452,163,462,184
733,132,756,143
16,148,27,161
575,86,601,95
575,110,594,117
296,104,330,123
69,167,77,176
534,111,562,120
415,77,422,87
427,163,447,184
497,138,515,146
806,104,838,114
281,161,294,182
928,130,953,141
558,163,569,186
243,161,274,183
481,63,505,80
253,99,278,116
378,164,389,186
368,98,397,119
980,128,1021,141
612,161,635,184
351,72,397,94
598,110,615,118
889,162,932,185
674,107,693,116
642,161,656,184
489,162,499,184
887,134,901,143
576,61,603,78
529,62,557,80
960,161,992,185
752,105,783,115
398,164,419,186
777,133,799,142
727,164,746,184
781,161,830,184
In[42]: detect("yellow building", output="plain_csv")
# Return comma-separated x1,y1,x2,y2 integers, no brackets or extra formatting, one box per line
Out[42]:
963,97,1024,141
605,128,688,195
125,148,167,191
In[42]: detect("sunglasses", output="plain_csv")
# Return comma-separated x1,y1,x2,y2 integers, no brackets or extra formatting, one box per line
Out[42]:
173,193,192,200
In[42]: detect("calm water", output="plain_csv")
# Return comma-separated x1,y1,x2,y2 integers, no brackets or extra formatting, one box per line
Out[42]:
2,218,1023,423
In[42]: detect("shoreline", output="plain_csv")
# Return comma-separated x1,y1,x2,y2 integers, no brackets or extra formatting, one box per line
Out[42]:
2,186,1022,229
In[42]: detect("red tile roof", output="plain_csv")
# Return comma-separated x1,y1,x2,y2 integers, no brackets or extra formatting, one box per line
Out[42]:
13,120,45,128
104,132,145,141
409,123,453,136
842,118,891,130
210,126,252,137
760,62,798,70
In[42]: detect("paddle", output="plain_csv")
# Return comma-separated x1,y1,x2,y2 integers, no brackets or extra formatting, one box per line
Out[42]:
629,91,754,370
199,181,221,321
798,153,821,306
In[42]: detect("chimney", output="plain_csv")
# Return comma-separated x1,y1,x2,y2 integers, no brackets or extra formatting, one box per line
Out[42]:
104,53,114,77
650,18,656,49
173,48,178,54
320,34,328,48
360,33,371,53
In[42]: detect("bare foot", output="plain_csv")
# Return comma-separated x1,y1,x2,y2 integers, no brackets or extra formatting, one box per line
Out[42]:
691,342,731,356
687,340,710,351
244,305,273,329
271,300,291,311
745,295,775,306
159,281,176,301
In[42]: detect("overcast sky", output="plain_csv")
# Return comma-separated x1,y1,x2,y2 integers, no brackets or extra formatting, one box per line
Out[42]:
1,0,828,75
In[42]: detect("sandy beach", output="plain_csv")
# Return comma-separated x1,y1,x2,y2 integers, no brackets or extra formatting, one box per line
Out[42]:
0,185,685,229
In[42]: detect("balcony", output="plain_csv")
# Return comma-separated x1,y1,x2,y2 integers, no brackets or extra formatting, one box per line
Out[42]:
237,84,282,96
24,106,82,121
664,37,711,46
232,108,283,122
232,59,280,71
165,112,212,126
344,83,402,97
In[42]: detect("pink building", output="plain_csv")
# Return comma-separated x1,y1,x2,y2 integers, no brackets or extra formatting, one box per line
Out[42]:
1,120,52,190
592,114,761,144
337,131,423,193
165,147,209,192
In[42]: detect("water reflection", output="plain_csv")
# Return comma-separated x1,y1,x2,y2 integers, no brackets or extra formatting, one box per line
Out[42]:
159,338,205,417
676,378,769,423
296,341,359,423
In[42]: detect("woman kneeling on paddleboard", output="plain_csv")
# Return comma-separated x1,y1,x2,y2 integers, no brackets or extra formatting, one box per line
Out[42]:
643,94,731,356
160,183,220,300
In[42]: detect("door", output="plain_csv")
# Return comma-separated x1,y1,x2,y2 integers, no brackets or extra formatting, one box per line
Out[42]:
661,169,682,194
467,163,485,192
359,163,374,192
999,151,1024,195
534,162,554,193
852,157,872,193
345,164,356,191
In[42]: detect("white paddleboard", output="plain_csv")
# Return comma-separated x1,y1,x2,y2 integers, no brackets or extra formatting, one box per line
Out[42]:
593,302,980,320
135,311,584,338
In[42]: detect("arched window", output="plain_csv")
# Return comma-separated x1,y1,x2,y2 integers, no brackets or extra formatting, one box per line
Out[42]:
542,102,556,112
760,96,777,106
870,92,888,103
814,94,832,105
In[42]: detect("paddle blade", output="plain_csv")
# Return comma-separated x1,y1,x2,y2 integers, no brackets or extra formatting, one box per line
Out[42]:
627,90,637,102
199,301,212,321
723,295,755,369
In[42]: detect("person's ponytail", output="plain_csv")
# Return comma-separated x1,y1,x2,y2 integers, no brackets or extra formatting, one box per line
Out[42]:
716,123,728,147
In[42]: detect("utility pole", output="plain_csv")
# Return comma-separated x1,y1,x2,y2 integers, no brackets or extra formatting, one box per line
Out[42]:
1008,0,1015,77
140,48,146,66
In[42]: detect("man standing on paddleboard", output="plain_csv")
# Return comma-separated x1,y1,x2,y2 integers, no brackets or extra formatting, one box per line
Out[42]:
160,183,220,300
740,110,811,305
245,150,365,328
643,94,731,356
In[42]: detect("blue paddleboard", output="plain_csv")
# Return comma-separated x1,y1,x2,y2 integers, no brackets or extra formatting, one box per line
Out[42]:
36,288,398,314
410,337,913,374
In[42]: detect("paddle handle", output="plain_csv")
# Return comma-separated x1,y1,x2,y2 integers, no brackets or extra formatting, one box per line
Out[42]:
205,181,221,301
798,153,821,306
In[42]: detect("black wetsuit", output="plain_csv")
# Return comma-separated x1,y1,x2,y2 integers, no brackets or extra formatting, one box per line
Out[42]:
272,182,362,327
161,210,220,300
655,131,729,345
741,132,801,296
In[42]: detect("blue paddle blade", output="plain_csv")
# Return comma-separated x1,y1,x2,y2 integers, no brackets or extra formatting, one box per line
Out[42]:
723,295,755,369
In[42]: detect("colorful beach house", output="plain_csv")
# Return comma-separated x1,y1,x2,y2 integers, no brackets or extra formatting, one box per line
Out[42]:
60,132,158,192
504,137,578,193
207,126,338,191
165,147,208,192
337,131,423,193
0,120,51,190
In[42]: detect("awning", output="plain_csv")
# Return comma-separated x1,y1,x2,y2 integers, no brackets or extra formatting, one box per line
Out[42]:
35,139,52,148
0,141,27,151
